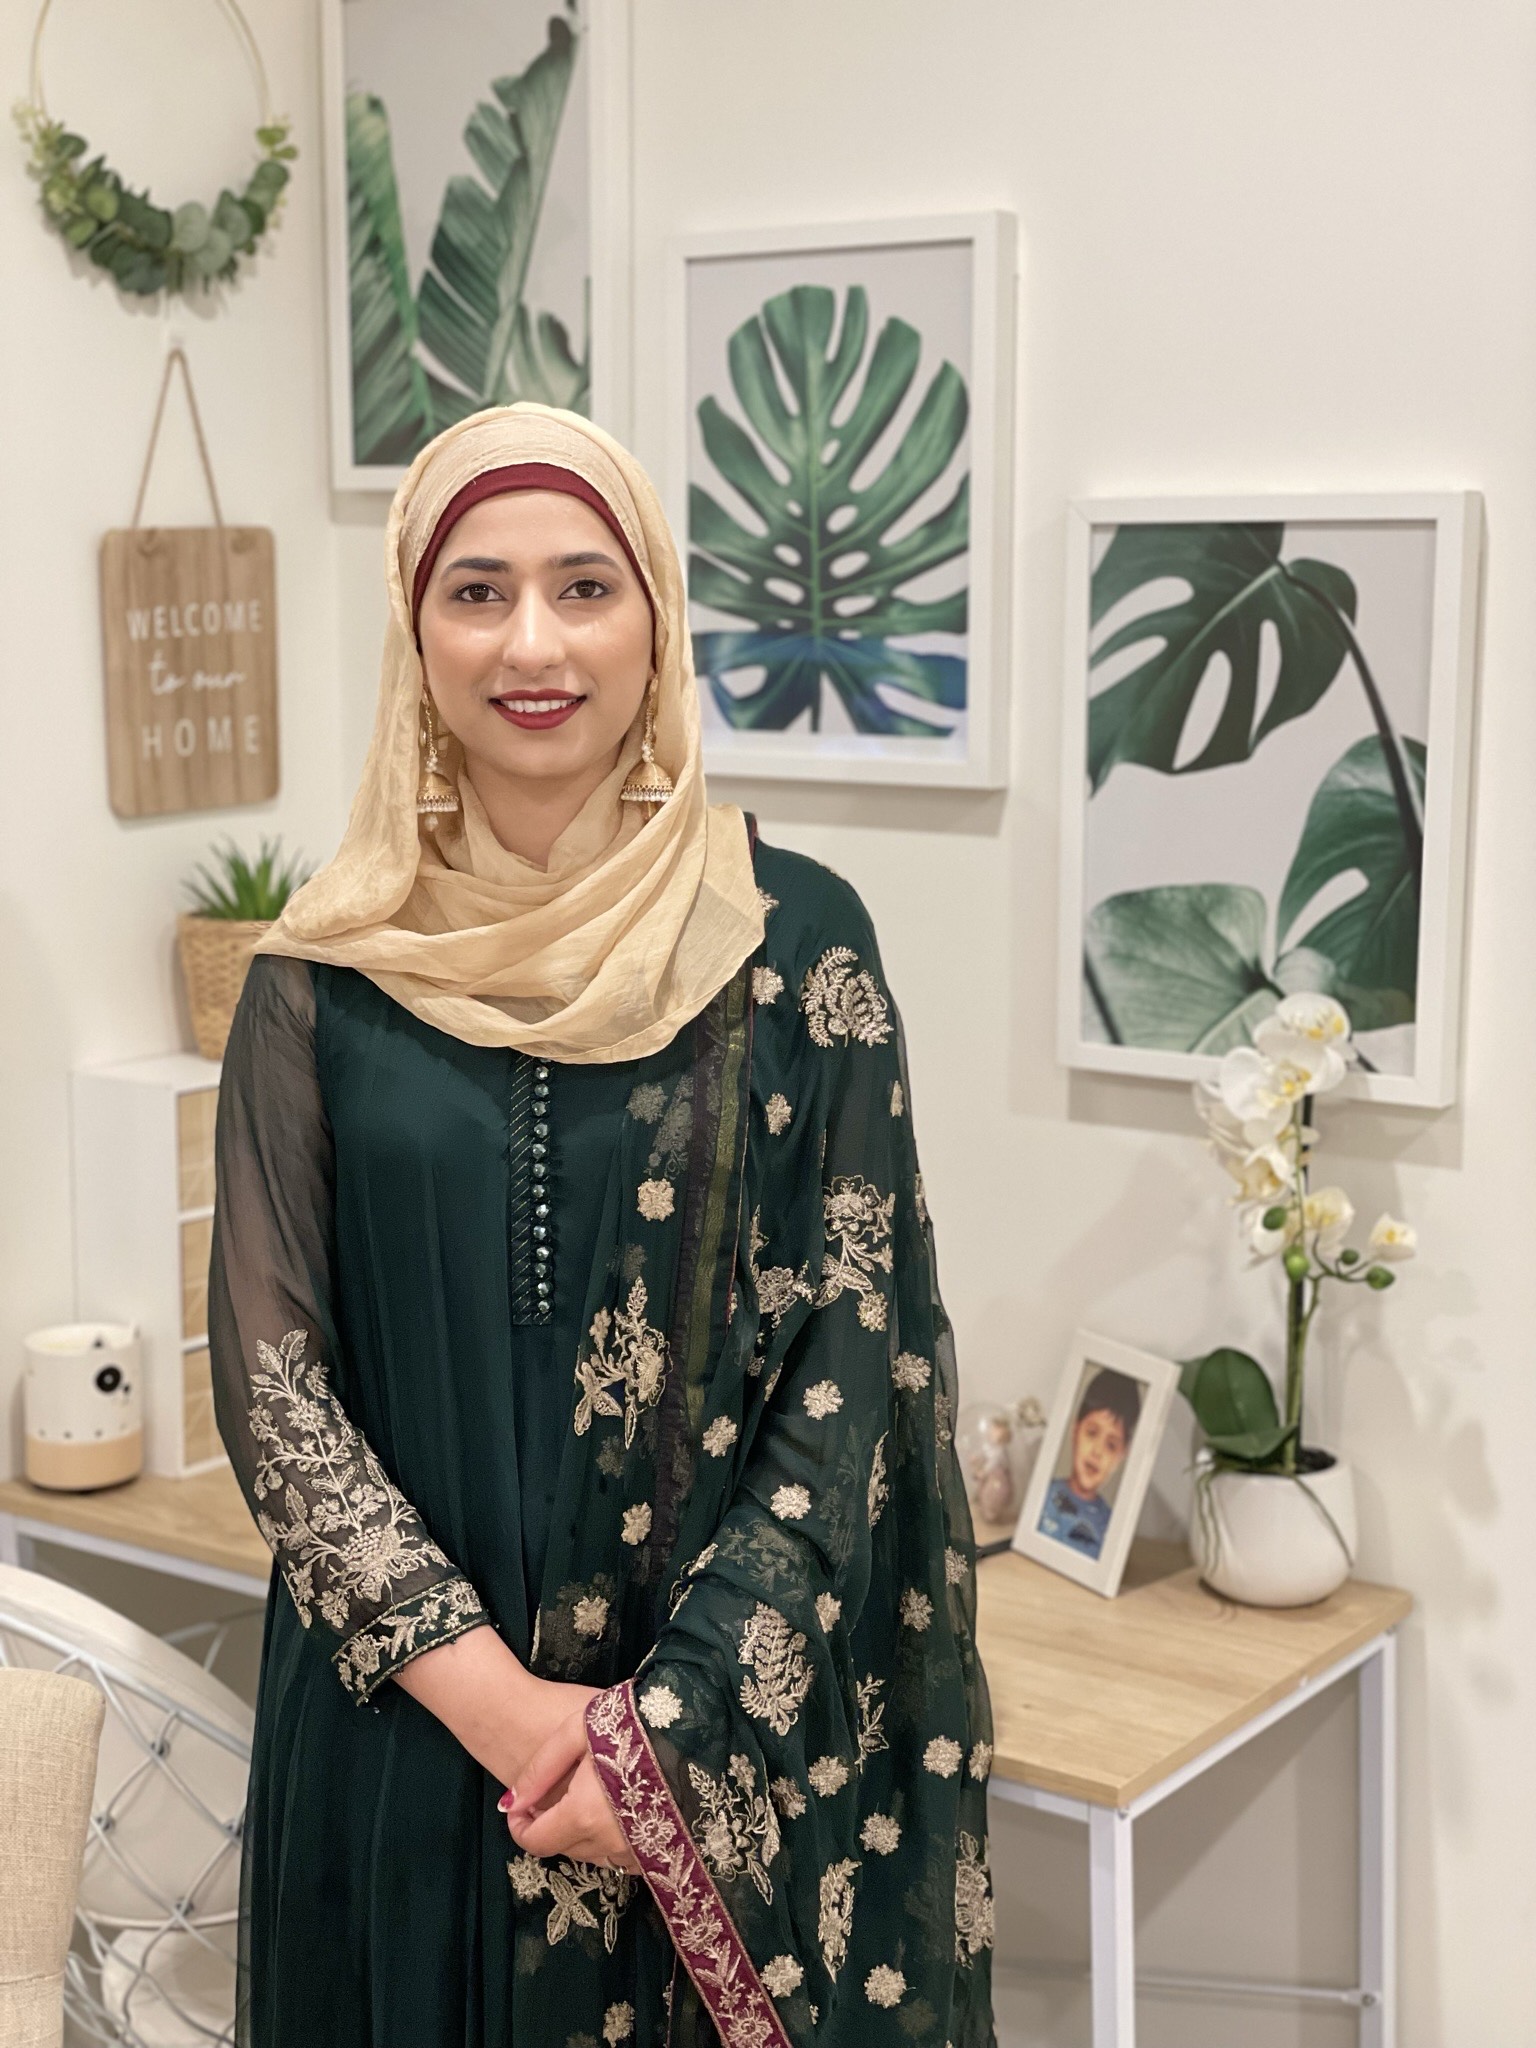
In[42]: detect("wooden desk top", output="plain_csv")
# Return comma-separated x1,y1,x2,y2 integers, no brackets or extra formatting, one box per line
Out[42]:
0,1465,270,1583
973,1531,1411,1808
0,1475,1411,1810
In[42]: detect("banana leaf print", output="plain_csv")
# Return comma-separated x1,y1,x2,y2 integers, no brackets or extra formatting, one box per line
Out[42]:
689,283,969,736
343,9,589,468
416,15,589,428
345,93,433,467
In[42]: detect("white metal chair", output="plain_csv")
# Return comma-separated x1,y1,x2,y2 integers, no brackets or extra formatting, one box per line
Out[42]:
0,1565,255,2048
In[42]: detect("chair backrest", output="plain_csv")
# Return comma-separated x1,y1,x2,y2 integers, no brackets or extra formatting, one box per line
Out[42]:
0,1666,106,2048
0,1564,252,1929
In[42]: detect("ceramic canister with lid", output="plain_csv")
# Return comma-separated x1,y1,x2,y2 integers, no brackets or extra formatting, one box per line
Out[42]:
24,1322,144,1490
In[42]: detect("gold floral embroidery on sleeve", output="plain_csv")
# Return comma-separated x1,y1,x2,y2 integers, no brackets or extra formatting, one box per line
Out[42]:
753,965,785,1005
954,1832,996,1962
246,1329,484,1693
764,1092,792,1134
817,1859,858,1975
506,1852,634,1950
799,947,891,1048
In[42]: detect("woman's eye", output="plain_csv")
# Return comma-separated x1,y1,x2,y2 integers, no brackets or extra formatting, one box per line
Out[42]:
564,577,611,601
452,581,501,603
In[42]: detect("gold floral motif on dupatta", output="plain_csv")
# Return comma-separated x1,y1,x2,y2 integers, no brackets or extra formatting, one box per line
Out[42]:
686,1752,782,1903
799,947,892,1049
815,1178,894,1324
737,1602,813,1736
572,1278,669,1447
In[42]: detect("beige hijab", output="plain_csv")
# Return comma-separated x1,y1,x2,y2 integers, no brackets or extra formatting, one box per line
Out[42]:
258,405,763,1061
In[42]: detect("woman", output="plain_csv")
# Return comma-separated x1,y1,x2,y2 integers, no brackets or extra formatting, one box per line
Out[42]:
210,404,995,2048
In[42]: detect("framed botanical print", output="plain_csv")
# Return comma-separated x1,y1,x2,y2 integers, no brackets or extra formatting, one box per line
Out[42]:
320,0,631,490
667,213,1016,788
1058,492,1483,1107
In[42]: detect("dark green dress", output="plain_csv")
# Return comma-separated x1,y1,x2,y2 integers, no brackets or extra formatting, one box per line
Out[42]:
210,836,995,2048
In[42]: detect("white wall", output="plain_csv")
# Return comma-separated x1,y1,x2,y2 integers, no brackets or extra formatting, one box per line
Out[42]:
3,2,1531,2042
0,0,346,1451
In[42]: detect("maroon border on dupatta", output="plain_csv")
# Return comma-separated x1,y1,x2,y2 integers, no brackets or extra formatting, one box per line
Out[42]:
585,1681,793,2048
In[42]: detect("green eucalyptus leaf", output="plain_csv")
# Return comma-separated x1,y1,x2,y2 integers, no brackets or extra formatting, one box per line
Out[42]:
1083,882,1280,1053
172,201,210,252
689,281,969,735
1276,734,1426,1027
83,179,120,222
345,90,434,465
63,214,97,247
189,224,233,276
56,131,88,160
1087,524,1357,789
214,190,255,248
417,16,582,421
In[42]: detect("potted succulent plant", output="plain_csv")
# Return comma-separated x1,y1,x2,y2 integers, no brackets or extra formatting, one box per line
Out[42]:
178,838,309,1061
1184,993,1416,1606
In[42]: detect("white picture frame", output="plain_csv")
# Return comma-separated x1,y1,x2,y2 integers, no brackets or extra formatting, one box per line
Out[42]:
1057,491,1483,1108
1012,1332,1181,1600
320,0,632,493
666,213,1015,789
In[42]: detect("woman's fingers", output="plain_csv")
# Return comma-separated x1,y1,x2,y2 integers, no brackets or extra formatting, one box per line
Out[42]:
504,1708,589,1818
507,1759,640,1872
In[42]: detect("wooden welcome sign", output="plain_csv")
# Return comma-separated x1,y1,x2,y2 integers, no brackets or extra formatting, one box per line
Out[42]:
100,351,280,819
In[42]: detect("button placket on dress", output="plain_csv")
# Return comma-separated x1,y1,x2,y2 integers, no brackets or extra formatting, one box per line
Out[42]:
509,1056,554,1325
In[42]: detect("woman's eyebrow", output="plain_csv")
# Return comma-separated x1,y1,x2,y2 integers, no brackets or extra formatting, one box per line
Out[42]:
551,549,623,571
442,555,509,573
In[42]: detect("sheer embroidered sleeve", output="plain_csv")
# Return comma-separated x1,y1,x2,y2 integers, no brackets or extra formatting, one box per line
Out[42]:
208,953,488,1703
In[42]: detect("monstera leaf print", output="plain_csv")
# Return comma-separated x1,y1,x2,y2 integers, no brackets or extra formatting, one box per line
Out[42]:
1277,736,1425,1029
1086,735,1423,1050
689,283,969,735
1087,524,1358,790
416,15,588,428
345,93,433,467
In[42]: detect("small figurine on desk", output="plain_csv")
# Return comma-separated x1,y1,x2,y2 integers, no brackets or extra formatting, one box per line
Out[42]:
956,1394,1047,1525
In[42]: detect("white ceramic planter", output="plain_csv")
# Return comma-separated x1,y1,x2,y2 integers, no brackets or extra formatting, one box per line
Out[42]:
1192,1454,1358,1607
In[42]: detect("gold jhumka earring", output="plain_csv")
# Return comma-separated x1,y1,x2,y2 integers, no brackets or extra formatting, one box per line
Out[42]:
619,675,675,810
416,691,460,816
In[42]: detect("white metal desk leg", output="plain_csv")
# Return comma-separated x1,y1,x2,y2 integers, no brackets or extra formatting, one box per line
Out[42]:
0,1513,30,1570
1359,1633,1398,2048
1089,1806,1135,2048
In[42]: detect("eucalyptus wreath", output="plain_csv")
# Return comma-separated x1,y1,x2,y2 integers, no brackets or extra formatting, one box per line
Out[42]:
14,102,295,297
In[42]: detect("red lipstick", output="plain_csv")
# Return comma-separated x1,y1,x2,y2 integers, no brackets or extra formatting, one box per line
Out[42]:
490,690,585,732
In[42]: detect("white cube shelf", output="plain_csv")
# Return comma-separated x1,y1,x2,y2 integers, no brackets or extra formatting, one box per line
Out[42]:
72,1054,226,1478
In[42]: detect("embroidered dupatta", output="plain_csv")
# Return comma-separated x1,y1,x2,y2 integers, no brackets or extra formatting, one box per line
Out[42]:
558,846,996,2046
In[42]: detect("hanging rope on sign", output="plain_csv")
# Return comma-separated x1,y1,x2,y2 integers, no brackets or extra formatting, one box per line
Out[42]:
98,347,280,820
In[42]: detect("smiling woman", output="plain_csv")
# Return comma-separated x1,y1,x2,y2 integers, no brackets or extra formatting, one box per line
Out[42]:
209,403,995,2048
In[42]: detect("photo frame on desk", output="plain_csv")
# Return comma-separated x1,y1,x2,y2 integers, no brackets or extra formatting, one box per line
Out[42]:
1012,1332,1179,1599
667,213,1015,788
1058,491,1482,1107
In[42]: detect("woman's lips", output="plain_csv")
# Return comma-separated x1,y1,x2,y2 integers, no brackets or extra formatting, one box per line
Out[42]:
491,694,585,731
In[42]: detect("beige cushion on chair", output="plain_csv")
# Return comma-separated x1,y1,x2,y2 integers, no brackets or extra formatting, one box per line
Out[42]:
0,1667,106,2048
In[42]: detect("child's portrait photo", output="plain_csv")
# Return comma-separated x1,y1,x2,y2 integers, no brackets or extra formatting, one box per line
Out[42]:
1013,1333,1179,1597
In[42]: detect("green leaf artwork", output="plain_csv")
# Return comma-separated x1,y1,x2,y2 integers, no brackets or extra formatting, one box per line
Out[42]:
344,10,589,468
346,94,433,467
689,283,969,736
1081,521,1429,1068
1088,523,1357,791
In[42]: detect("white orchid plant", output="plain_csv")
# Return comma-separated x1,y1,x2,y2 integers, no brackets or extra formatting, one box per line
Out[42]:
1182,993,1416,1479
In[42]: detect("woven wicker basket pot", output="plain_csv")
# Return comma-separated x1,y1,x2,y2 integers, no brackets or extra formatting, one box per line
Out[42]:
176,914,271,1061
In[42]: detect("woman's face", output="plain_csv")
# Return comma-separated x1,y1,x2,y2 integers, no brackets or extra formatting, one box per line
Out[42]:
416,490,654,794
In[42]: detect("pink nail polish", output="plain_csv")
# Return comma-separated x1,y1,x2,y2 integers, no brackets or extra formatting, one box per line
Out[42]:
497,1791,513,1813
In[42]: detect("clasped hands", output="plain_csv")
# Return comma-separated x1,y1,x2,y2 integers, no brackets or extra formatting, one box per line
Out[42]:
498,1678,640,1874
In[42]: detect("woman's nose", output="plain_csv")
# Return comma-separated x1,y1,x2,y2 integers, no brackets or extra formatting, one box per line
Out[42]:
500,591,565,675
